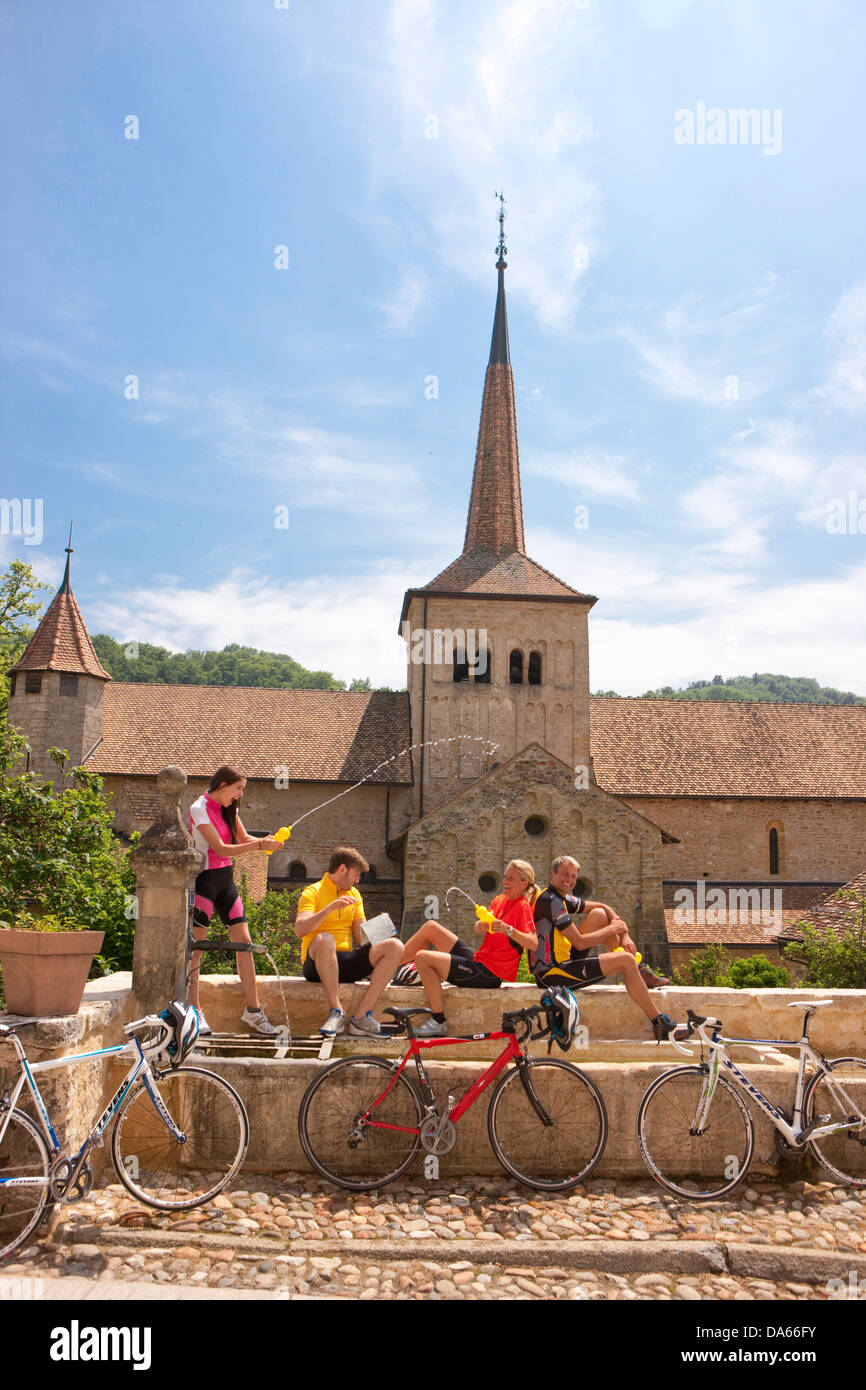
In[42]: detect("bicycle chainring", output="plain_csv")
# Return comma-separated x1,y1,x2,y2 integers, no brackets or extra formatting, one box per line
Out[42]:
49,1156,94,1202
774,1109,805,1157
420,1115,457,1154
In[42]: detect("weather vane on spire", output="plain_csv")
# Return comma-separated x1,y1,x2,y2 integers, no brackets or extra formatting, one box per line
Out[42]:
494,189,507,267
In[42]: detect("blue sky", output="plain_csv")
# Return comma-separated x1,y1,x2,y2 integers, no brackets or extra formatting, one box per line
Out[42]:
2,0,865,694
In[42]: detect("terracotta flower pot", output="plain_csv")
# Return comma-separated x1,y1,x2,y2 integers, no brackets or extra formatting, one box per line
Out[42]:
0,929,105,1018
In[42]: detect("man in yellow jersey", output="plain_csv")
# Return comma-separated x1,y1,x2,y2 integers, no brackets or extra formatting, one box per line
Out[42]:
295,846,403,1038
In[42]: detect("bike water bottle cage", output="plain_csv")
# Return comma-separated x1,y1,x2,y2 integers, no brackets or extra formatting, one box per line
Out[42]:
159,1001,200,1067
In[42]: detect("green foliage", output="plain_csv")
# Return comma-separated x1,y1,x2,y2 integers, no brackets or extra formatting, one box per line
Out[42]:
0,725,137,979
672,942,729,985
1,910,92,933
197,882,304,978
642,673,865,704
0,561,53,724
91,635,346,691
718,954,791,989
782,892,866,989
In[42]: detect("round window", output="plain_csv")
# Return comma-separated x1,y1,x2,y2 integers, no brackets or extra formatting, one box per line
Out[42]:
478,873,498,893
523,816,546,837
574,878,591,898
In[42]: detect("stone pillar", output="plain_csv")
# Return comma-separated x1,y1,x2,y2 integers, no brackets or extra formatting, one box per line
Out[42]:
131,766,203,1014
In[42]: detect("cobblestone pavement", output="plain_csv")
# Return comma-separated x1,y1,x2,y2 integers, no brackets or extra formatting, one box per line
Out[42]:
7,1173,864,1300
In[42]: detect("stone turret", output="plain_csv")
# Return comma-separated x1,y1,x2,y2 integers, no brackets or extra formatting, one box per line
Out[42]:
7,540,110,782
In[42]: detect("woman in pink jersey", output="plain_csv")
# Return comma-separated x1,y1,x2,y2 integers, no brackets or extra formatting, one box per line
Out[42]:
188,764,282,1036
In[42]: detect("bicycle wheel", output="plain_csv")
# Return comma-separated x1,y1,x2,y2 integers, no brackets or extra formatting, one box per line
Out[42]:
111,1066,249,1210
805,1057,866,1187
0,1108,51,1260
487,1059,608,1191
298,1056,423,1191
637,1065,754,1200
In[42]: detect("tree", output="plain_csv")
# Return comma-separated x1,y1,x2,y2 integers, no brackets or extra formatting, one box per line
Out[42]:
718,954,790,989
0,561,53,724
782,891,866,989
0,724,137,974
672,942,728,985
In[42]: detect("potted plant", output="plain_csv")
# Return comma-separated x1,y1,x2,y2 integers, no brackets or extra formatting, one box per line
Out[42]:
0,911,104,1017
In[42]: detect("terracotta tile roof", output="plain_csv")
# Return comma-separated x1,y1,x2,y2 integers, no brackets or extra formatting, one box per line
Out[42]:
775,870,866,943
91,685,412,783
411,546,595,602
665,908,808,945
10,586,110,680
590,697,866,798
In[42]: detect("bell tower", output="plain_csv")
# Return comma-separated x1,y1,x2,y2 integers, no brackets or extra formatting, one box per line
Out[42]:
400,198,597,821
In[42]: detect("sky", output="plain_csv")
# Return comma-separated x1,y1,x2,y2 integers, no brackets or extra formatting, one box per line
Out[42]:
1,0,865,695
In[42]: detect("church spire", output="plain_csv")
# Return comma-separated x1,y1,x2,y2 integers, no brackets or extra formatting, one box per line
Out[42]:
463,192,525,556
9,528,110,680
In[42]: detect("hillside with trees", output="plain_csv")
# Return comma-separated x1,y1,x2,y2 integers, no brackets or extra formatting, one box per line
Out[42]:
597,673,865,704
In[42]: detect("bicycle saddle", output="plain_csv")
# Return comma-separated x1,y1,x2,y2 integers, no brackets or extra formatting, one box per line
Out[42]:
383,1006,433,1020
787,999,833,1009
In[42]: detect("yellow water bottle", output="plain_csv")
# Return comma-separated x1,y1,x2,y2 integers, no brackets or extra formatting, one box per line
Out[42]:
265,826,292,857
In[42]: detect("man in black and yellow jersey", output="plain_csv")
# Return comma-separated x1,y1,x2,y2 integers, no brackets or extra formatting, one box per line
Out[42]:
531,855,678,1042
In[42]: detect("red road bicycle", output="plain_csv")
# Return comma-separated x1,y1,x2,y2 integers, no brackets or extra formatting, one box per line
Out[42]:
297,1003,608,1192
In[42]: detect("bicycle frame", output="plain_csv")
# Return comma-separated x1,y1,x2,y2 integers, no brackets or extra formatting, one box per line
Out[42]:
689,1019,864,1147
0,1032,186,1194
359,1029,530,1137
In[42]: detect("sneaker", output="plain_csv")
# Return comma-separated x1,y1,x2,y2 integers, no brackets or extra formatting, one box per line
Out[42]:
392,962,422,987
195,1009,212,1038
318,1008,346,1038
639,963,671,988
414,1017,449,1037
349,1011,382,1037
242,1006,280,1037
651,1013,680,1043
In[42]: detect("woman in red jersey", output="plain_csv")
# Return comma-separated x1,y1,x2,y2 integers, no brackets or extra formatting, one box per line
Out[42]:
394,860,538,1037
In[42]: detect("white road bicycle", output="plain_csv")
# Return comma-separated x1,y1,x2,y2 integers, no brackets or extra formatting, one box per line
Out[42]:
0,1010,249,1260
636,1000,866,1200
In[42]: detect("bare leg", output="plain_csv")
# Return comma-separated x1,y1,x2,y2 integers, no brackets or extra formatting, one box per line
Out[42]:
399,919,459,961
357,938,404,1016
229,919,261,1010
415,949,452,1013
598,951,658,1020
307,933,341,1011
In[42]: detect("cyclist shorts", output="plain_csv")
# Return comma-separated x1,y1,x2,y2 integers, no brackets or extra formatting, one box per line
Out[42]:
446,939,501,989
302,942,374,984
193,866,247,930
536,956,604,990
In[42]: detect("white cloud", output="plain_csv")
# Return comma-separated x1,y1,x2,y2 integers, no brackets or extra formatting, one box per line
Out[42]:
811,280,866,414
525,449,642,502
617,275,785,406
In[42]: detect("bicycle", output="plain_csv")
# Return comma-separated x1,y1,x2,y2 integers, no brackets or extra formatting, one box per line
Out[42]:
297,1002,608,1192
0,1007,249,1261
636,999,866,1200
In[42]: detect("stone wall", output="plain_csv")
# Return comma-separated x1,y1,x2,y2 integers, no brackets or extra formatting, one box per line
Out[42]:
629,796,866,884
405,594,592,821
7,671,104,784
402,744,669,969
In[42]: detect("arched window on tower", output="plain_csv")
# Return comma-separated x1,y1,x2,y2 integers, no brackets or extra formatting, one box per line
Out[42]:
528,651,542,685
473,637,491,684
769,828,779,876
453,636,469,682
509,650,524,684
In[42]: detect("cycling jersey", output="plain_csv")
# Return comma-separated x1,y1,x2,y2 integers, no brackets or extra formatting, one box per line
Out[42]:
530,887,586,980
189,793,234,870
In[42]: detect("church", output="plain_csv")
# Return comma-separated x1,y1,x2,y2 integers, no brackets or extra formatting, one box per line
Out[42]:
9,240,866,973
